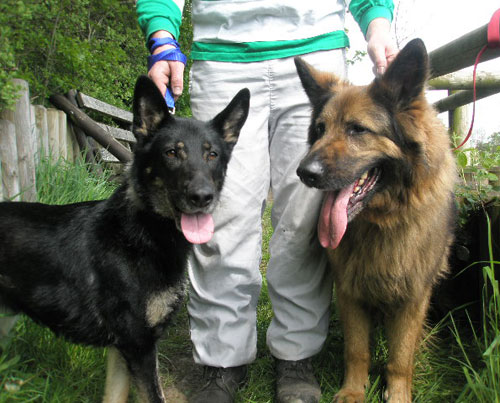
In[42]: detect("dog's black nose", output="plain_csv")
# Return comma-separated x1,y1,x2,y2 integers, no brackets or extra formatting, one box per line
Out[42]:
297,159,325,188
188,188,214,208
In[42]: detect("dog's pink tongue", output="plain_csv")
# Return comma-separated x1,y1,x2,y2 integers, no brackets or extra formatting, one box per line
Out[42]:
181,213,214,244
318,184,354,249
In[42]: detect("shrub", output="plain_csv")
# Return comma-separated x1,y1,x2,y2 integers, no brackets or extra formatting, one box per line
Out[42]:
0,0,193,116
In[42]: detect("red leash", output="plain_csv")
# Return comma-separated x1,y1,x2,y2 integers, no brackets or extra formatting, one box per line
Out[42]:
454,8,500,151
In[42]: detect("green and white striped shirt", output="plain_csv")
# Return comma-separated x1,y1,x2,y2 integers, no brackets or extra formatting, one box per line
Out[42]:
137,0,394,62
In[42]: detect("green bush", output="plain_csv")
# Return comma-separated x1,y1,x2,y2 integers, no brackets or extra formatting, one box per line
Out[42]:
0,0,193,116
454,132,500,226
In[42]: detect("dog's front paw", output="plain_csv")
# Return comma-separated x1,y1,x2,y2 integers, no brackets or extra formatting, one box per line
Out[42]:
383,386,411,403
333,388,365,403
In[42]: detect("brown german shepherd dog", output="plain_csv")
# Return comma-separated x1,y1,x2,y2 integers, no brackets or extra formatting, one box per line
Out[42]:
295,39,456,402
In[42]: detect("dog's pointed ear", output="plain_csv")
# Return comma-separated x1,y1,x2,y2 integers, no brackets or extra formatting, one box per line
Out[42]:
132,75,172,142
294,57,343,108
370,38,428,109
211,88,250,149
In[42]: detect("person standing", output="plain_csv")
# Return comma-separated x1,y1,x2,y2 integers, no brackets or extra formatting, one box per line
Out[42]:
137,1,397,402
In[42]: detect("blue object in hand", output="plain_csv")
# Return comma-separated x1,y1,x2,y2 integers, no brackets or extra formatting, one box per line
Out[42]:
147,38,187,111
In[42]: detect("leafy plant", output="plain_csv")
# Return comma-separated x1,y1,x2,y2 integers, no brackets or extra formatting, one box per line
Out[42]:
0,2,29,110
347,49,367,66
454,132,500,226
0,0,193,116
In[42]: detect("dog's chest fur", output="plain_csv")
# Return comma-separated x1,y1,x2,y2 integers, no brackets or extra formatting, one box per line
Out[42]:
328,213,450,309
145,281,186,328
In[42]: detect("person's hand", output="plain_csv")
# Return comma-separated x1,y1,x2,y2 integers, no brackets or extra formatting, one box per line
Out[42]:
148,31,185,100
366,18,398,76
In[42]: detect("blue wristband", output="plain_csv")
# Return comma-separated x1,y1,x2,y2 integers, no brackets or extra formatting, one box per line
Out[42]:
148,37,181,53
147,49,187,71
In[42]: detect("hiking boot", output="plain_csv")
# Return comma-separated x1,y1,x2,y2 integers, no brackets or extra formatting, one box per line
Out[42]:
275,357,321,403
190,365,247,403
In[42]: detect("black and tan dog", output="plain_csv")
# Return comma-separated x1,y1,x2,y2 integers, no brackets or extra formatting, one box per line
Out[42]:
0,76,249,402
295,39,456,402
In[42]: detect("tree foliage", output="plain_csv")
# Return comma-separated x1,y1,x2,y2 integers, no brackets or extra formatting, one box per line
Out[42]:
0,0,193,116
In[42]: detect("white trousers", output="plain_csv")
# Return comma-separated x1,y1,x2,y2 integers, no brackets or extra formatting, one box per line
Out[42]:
187,49,346,367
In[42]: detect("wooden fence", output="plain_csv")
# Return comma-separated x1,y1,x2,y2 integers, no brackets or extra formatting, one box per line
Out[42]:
427,18,500,135
0,80,135,202
1,16,499,202
0,79,80,202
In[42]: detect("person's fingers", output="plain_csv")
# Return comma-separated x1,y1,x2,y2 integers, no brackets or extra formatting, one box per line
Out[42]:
148,60,170,98
367,42,386,75
365,18,399,76
374,48,388,75
169,61,185,99
368,39,400,76
386,46,398,64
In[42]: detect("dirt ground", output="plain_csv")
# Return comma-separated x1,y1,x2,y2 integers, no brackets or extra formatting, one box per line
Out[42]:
159,307,204,402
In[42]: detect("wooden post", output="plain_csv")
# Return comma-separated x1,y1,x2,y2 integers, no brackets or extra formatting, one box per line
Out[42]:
0,79,36,202
30,105,40,166
47,108,60,162
71,126,80,162
58,110,68,160
35,105,49,159
65,114,79,163
65,116,75,163
450,91,470,145
0,119,21,201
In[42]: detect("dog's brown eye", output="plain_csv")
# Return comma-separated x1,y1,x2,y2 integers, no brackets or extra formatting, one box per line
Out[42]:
347,124,368,136
316,122,326,137
208,151,218,160
165,149,177,158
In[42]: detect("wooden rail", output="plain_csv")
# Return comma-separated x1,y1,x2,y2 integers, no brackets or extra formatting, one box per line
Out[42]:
76,92,133,124
426,12,500,141
433,87,500,114
429,72,500,90
49,94,133,163
428,16,500,117
429,23,500,79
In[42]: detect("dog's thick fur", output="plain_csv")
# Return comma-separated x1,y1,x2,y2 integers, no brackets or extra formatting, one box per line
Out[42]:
0,77,250,403
295,39,456,402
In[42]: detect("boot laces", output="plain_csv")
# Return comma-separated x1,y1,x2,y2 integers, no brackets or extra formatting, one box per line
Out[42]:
201,366,235,393
280,359,314,382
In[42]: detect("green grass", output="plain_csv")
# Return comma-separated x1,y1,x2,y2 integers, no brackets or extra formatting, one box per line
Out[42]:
35,156,116,205
0,159,499,402
453,213,500,403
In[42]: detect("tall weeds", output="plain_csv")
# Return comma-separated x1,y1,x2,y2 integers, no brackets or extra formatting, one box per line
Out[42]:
455,212,500,402
36,156,116,204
